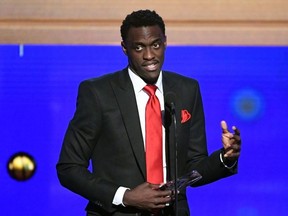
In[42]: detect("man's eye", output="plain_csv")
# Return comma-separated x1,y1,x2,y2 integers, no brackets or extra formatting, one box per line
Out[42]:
153,43,160,49
135,46,143,51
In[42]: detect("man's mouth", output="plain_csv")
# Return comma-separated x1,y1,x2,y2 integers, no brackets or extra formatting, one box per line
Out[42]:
143,62,158,71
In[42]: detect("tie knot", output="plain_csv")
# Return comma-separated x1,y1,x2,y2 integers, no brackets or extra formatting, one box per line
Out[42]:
144,85,157,96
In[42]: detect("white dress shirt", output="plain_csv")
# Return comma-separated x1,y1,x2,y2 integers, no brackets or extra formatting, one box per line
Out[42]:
112,68,167,206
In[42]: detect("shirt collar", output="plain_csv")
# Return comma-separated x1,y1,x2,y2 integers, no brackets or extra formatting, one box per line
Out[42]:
128,67,163,94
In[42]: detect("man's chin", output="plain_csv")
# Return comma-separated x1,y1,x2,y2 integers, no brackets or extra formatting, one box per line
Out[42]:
142,75,159,84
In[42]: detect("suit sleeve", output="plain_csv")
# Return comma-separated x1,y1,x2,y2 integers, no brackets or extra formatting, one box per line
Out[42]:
184,81,237,186
56,81,119,213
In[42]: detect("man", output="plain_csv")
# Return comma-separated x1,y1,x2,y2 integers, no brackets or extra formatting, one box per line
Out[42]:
56,9,241,216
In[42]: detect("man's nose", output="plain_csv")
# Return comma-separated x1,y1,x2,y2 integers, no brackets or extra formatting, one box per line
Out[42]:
143,47,154,60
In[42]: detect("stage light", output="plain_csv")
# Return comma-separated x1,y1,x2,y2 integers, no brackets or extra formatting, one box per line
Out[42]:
7,152,36,181
230,88,265,121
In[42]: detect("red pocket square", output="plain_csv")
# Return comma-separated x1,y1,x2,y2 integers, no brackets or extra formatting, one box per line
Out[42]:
181,110,191,123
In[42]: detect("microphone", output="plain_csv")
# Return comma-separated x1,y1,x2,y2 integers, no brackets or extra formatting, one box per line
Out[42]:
165,92,176,115
165,92,178,216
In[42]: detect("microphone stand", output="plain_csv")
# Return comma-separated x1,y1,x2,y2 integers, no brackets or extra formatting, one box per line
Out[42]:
170,102,178,216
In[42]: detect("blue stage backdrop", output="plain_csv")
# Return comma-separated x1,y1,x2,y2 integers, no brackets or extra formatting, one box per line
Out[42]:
0,45,287,216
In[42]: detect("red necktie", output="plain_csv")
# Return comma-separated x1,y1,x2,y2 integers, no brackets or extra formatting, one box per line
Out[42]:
144,85,163,184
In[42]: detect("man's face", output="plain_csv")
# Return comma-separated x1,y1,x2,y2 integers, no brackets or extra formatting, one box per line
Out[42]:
121,25,167,84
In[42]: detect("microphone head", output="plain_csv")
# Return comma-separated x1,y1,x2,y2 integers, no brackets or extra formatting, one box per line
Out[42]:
164,92,177,126
165,92,176,112
165,92,176,106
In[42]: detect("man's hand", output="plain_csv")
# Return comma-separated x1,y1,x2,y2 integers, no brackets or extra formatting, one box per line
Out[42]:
221,120,241,161
123,182,172,212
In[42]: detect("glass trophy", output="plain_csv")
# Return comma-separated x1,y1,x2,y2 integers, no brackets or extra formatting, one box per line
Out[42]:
159,170,202,191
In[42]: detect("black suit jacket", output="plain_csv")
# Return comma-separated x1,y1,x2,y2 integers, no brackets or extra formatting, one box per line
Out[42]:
56,68,236,215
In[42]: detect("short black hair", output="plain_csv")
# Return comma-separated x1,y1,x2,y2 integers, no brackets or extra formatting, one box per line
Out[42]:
120,9,165,42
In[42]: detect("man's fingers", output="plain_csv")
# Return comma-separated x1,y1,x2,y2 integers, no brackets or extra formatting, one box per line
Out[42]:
221,121,241,159
224,153,240,159
232,126,241,136
224,150,241,158
222,121,241,136
224,144,241,157
232,127,241,145
221,120,229,133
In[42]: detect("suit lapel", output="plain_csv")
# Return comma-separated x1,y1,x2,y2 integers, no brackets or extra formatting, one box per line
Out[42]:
110,69,146,179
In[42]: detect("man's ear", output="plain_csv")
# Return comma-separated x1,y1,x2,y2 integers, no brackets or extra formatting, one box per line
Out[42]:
163,36,167,50
121,41,128,55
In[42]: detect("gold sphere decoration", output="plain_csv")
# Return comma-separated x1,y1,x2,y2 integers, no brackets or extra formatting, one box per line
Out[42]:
7,152,36,181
